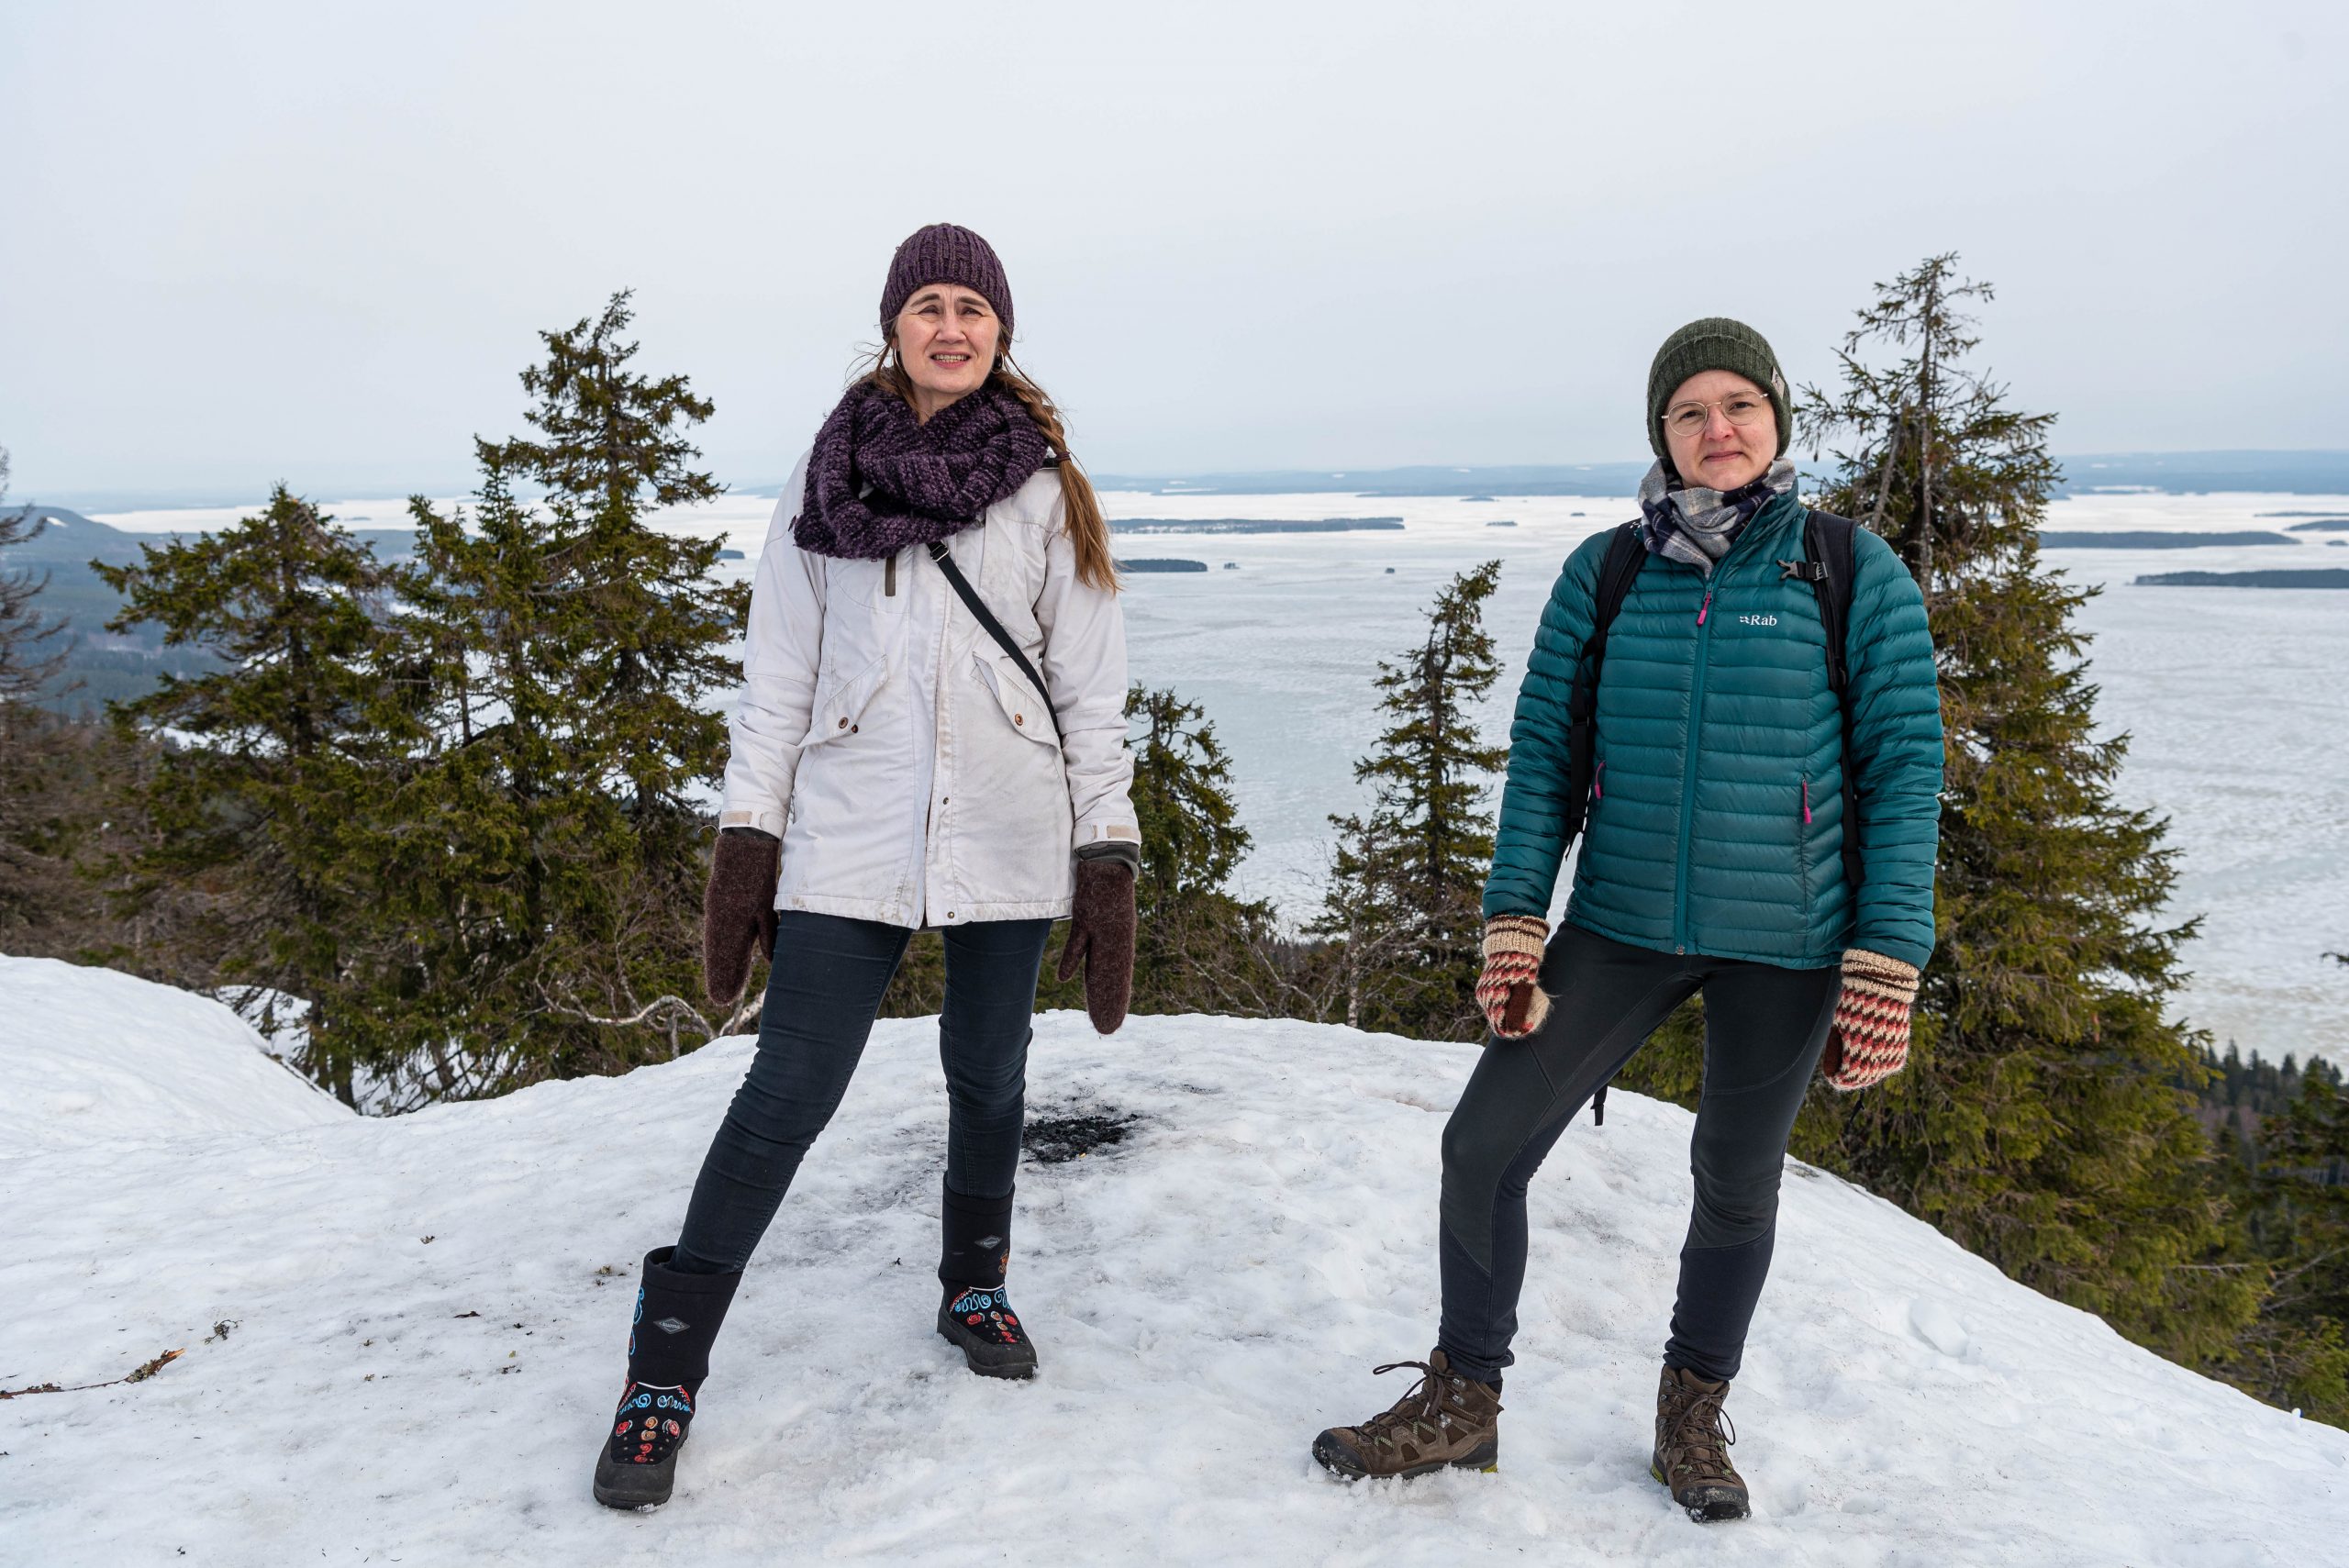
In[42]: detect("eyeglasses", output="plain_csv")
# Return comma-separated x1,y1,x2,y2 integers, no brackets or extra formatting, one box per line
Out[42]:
1663,394,1774,438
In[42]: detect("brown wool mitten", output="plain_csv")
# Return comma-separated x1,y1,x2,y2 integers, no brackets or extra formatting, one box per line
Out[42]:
1056,859,1135,1035
1822,948,1920,1090
1477,915,1552,1040
703,828,781,1006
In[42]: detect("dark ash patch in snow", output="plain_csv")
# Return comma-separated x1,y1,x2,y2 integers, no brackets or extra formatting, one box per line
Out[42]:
1023,1108,1141,1163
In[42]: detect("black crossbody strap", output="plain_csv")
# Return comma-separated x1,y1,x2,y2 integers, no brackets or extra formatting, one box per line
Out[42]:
925,539,1062,743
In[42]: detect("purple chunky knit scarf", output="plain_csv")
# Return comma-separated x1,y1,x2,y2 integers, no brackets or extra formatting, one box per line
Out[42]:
792,383,1050,560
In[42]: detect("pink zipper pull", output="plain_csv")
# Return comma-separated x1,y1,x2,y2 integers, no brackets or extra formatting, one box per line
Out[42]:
1593,762,1604,800
1801,779,1813,825
1697,591,1712,626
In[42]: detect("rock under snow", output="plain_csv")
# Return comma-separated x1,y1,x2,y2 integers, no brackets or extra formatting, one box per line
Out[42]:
1,961,2342,1563
0,954,350,1151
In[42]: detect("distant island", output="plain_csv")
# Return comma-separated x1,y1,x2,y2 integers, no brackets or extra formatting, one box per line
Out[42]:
2135,570,2349,589
2040,530,2299,548
1115,558,1208,573
1108,517,1405,534
2287,520,2349,532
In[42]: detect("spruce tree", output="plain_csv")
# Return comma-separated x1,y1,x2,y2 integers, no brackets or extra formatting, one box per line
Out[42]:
1316,561,1508,1039
1,447,76,936
378,293,751,1094
1793,254,2250,1361
0,448,67,705
1116,684,1281,1015
94,486,412,1102
2231,1066,2349,1424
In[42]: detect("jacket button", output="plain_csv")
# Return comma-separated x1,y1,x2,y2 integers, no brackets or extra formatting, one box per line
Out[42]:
850,724,858,734
837,717,847,728
947,911,955,919
1015,714,1025,726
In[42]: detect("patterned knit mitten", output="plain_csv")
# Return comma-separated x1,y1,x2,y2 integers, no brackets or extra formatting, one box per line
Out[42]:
1477,916,1552,1040
1823,949,1920,1090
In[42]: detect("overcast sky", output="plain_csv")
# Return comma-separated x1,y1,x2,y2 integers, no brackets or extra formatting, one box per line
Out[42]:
3,1,2343,502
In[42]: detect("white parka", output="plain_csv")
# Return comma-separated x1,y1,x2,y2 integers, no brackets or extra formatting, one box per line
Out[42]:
718,453,1140,928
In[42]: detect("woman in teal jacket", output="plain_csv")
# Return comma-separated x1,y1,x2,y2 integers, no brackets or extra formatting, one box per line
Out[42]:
1310,319,1943,1522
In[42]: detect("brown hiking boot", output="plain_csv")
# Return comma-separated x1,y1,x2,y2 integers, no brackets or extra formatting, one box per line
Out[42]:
1310,1350,1501,1480
1651,1364,1749,1521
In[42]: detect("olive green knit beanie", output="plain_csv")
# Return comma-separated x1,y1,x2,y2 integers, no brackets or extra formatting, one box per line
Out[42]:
1645,317,1792,464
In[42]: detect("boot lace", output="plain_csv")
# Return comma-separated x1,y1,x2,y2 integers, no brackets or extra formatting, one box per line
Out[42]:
1665,1385,1739,1480
1353,1360,1493,1450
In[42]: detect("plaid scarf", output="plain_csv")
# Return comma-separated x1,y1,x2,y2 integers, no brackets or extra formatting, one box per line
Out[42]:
1635,459,1796,575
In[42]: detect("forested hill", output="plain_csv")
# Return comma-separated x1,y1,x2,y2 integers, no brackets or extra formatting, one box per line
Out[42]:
0,506,417,712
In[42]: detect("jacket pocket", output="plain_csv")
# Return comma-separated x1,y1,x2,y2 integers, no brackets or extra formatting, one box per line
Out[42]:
800,653,887,747
823,555,889,611
973,651,1059,747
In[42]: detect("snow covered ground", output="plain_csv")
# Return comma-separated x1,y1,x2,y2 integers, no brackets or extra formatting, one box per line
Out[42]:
0,955,351,1151
4,960,2343,1564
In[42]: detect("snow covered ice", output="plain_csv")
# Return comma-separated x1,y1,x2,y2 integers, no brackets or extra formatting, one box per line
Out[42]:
5,958,2344,1563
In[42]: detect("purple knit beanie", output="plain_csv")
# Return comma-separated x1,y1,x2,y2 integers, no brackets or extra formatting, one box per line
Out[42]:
879,224,1014,337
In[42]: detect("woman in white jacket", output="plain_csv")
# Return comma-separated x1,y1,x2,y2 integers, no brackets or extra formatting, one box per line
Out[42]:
595,225,1140,1511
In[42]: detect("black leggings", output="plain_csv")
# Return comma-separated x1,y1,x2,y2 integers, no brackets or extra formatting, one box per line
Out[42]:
1437,923,1837,1385
671,910,1052,1276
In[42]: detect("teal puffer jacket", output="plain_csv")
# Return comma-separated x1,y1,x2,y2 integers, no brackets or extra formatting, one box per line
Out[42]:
1484,493,1943,972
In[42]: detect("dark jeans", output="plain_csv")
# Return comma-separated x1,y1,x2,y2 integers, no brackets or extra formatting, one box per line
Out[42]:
1437,923,1838,1385
671,910,1053,1276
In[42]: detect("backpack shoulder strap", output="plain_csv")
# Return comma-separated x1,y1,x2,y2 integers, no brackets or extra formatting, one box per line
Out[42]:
1587,522,1650,667
1800,510,1860,692
1561,523,1647,847
1792,509,1864,893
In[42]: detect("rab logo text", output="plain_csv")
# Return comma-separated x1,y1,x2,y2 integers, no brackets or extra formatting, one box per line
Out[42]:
1737,614,1779,628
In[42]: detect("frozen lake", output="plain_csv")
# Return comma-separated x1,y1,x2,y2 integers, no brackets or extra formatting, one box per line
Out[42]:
93,487,2349,1069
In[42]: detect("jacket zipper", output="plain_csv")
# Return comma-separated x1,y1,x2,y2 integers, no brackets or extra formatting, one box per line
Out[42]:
1666,497,1798,954
885,554,896,596
1672,583,1716,953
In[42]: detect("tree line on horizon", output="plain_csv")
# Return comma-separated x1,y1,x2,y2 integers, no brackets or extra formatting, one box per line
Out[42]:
2,261,2345,1429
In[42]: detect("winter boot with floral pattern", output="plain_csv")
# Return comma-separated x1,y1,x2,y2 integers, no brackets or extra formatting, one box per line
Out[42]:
592,1247,741,1510
935,1184,1037,1378
936,1282,1037,1379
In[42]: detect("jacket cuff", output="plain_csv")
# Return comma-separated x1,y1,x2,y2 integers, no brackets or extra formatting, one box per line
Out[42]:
1074,820,1140,853
1850,929,1932,973
719,806,785,840
1075,840,1141,872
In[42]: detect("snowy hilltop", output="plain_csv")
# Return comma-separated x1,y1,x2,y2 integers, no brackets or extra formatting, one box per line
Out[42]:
2,954,2343,1564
